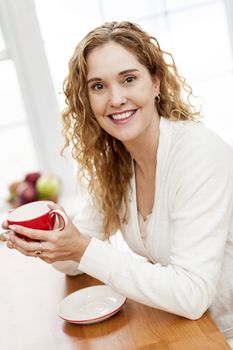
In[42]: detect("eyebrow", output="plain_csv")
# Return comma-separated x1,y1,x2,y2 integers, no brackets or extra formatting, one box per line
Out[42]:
87,69,139,85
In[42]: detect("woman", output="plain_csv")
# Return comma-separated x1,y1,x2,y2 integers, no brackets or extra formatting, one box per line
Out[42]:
1,21,233,345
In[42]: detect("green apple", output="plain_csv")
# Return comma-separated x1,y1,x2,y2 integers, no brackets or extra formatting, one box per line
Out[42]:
36,175,60,200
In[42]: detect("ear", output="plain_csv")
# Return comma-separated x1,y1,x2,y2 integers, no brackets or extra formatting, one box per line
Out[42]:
152,74,161,95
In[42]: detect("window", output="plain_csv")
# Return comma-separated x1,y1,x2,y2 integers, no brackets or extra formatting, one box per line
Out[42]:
34,0,233,145
0,32,39,210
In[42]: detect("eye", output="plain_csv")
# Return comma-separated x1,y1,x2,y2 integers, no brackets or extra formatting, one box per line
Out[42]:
91,82,104,91
124,76,136,84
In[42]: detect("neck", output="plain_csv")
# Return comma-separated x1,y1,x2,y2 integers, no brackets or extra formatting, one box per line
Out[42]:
123,116,160,174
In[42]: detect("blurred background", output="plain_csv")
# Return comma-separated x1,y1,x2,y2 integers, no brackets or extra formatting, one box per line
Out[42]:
0,0,232,216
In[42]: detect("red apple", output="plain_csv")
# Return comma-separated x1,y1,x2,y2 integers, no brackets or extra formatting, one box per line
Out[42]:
16,181,37,205
24,172,41,186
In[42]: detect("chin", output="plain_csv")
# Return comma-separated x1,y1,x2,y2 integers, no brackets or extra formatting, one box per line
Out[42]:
114,132,139,143
101,122,141,143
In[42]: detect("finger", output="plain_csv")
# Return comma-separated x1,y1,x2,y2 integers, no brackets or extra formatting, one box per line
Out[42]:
47,202,66,213
0,232,9,242
1,221,9,230
8,225,50,241
16,241,53,261
8,240,36,257
7,233,46,255
7,240,14,249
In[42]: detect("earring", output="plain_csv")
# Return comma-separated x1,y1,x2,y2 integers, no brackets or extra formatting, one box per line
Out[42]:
155,93,160,103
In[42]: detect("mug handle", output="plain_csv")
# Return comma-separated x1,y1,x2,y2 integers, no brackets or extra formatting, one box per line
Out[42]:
49,209,68,231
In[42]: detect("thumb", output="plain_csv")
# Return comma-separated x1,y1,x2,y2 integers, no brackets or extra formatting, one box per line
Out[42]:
47,202,65,211
2,220,9,230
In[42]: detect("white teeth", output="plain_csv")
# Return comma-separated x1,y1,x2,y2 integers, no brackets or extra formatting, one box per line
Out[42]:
111,111,135,120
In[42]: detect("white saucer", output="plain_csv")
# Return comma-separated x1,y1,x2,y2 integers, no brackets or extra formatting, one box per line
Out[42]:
58,285,126,324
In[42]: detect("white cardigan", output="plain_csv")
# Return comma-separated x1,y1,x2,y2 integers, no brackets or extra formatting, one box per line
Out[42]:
53,117,233,337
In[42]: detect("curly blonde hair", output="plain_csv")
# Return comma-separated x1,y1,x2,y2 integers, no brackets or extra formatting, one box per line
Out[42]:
61,21,201,239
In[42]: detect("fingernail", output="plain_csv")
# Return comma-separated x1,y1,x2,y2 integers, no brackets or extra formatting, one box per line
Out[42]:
9,225,16,230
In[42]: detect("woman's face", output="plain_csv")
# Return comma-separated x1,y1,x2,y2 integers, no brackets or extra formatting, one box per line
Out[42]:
86,41,160,143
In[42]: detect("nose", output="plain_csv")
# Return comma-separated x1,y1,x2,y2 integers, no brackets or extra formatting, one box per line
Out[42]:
109,87,127,107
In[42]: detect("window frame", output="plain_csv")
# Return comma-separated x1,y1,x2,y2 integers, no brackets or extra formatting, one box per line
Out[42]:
224,0,233,56
0,0,74,195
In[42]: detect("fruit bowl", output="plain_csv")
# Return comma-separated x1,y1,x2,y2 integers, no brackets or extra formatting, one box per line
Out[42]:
7,172,61,208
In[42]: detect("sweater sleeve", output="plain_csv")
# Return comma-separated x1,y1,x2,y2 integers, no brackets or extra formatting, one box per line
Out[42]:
79,138,233,319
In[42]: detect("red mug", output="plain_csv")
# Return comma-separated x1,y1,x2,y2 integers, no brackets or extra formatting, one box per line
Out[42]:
7,200,67,241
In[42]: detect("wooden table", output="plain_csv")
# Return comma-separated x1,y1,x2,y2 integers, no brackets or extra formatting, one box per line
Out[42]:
0,243,230,350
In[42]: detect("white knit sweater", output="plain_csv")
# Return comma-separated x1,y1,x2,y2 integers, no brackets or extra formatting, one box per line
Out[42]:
53,117,233,337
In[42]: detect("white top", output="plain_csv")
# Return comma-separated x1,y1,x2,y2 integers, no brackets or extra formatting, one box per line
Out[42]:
137,212,152,245
53,117,233,337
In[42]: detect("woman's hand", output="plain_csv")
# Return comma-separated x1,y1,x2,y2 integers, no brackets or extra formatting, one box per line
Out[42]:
0,220,9,242
0,203,91,264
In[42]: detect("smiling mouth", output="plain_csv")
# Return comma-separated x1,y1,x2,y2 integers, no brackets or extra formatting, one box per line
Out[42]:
109,110,137,121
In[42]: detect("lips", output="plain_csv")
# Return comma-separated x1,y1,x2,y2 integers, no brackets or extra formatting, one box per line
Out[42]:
109,110,137,124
